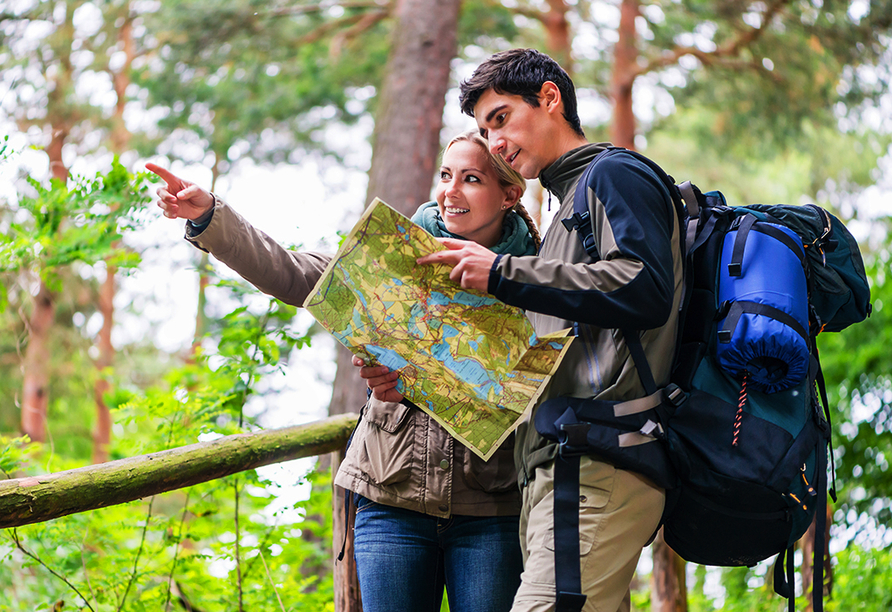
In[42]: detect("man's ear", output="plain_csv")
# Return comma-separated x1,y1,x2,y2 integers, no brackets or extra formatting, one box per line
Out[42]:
540,81,563,115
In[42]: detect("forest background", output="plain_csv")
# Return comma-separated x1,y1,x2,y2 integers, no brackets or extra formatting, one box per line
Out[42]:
1,0,891,610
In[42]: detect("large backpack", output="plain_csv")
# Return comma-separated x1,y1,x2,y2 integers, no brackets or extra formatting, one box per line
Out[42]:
534,147,871,612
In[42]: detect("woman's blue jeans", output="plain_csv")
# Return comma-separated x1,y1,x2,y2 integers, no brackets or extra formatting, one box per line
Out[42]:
353,496,523,612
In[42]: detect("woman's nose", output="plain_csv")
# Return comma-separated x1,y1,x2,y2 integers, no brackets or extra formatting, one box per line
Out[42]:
444,176,461,197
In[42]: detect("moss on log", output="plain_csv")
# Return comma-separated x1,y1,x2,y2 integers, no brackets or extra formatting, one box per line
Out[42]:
0,413,358,529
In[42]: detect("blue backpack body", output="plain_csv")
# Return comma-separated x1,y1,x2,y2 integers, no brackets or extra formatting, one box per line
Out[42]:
535,148,871,612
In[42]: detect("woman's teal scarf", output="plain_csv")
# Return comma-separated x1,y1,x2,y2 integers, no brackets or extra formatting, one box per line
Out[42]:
411,201,536,257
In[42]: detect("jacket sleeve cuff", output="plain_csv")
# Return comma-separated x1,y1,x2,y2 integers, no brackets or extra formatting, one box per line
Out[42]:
183,195,219,251
487,253,505,295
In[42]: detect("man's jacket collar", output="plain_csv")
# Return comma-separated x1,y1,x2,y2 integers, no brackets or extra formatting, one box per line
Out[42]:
539,142,612,201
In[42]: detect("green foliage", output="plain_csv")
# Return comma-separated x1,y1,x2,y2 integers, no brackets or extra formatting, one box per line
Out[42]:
0,158,151,285
1,283,333,611
646,0,892,153
0,436,37,479
827,545,892,611
0,159,152,452
0,0,156,157
647,107,891,207
138,0,392,169
818,222,892,541
456,0,519,49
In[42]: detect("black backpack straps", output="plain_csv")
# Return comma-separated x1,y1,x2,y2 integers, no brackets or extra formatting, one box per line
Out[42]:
553,453,587,612
623,328,657,396
773,546,793,603
730,213,807,277
812,431,829,612
678,180,700,256
814,353,837,500
563,147,683,261
718,301,810,348
728,214,758,276
336,488,354,562
561,147,620,260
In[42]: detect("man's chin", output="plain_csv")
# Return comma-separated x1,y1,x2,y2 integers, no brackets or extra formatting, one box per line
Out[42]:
519,166,539,180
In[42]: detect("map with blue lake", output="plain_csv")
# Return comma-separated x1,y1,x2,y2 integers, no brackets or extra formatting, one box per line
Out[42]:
304,199,573,460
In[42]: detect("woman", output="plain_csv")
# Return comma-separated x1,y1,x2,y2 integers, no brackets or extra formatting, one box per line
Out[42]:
148,130,540,612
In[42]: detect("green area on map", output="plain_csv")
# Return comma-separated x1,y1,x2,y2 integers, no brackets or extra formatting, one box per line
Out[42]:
304,199,573,460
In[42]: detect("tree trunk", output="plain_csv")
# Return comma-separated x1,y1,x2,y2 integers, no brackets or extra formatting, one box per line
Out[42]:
24,117,68,445
109,10,134,155
22,3,73,444
92,264,116,464
611,0,639,149
800,501,833,612
541,0,572,69
651,528,687,612
0,413,358,529
328,0,460,609
21,280,55,443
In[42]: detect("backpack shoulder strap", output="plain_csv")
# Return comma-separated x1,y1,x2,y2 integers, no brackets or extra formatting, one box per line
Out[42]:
562,147,686,261
560,147,623,259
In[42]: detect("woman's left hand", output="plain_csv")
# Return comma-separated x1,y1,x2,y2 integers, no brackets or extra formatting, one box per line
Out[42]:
352,355,404,403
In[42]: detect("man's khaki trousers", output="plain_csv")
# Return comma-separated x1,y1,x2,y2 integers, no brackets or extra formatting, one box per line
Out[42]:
511,456,665,612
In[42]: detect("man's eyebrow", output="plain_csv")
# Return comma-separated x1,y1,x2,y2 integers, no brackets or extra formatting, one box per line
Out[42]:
484,104,508,124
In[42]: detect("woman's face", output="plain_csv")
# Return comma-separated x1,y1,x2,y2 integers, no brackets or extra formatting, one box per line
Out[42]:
435,140,514,248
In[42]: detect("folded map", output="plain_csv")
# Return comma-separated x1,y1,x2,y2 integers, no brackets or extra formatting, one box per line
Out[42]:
304,198,573,460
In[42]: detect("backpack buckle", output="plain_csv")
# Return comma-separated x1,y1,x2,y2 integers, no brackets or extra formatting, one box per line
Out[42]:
561,210,589,232
663,384,685,407
640,419,665,439
558,422,591,455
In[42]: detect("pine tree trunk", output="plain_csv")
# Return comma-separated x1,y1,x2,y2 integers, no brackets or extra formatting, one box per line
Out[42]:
92,264,116,464
611,0,639,149
328,0,460,609
23,2,73,445
800,502,833,612
21,280,54,443
541,0,572,69
651,528,687,612
23,113,68,444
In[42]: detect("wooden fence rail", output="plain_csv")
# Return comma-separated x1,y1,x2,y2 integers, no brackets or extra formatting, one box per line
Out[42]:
0,413,358,529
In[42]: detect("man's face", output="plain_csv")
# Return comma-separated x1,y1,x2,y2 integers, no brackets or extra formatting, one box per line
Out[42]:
473,87,562,180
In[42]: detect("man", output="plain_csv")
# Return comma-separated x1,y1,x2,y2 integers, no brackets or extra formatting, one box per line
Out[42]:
363,48,683,612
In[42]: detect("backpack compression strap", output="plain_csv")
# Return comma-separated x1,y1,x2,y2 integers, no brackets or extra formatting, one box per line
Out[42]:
550,329,659,612
553,450,588,612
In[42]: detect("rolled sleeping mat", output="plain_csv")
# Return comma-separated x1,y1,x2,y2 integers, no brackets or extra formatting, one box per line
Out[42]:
716,214,810,393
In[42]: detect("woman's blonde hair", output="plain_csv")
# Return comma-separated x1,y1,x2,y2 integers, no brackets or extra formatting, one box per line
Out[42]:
443,131,541,249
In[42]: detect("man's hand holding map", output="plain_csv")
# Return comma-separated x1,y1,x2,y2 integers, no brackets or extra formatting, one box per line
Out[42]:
304,199,573,460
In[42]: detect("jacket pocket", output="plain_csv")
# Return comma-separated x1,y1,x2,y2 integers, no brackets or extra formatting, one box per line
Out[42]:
356,398,415,486
461,434,518,494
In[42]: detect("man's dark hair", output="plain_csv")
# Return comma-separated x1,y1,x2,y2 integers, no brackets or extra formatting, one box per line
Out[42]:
459,48,584,137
